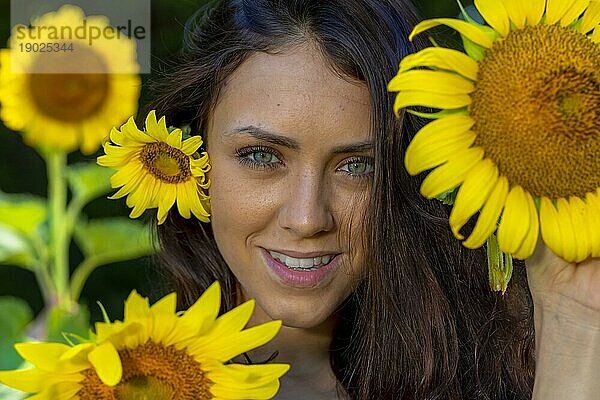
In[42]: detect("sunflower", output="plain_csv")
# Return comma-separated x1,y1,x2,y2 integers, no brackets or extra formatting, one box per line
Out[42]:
0,4,140,154
388,0,600,262
0,282,290,399
97,110,211,224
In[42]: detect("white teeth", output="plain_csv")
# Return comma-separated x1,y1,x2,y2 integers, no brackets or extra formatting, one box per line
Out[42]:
268,251,335,270
299,257,313,268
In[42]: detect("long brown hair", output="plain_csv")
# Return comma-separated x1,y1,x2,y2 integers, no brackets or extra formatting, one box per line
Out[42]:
150,0,535,398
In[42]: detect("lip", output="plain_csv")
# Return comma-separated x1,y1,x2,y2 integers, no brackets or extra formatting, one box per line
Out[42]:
260,248,340,288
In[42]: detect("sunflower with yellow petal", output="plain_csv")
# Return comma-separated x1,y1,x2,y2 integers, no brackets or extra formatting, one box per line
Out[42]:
388,0,600,262
0,282,290,399
0,4,140,154
97,110,211,224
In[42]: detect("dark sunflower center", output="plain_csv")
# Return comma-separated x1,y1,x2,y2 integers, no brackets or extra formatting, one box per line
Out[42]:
139,142,191,183
28,45,109,122
76,341,212,400
470,24,600,199
117,376,173,400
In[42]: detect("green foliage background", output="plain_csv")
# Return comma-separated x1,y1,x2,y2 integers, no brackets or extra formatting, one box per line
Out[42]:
0,0,474,327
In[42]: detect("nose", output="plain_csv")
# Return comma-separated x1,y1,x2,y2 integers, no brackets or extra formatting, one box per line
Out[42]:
277,171,335,237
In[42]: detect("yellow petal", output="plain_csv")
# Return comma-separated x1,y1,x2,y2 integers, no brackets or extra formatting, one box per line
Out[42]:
405,115,475,174
211,300,255,337
151,292,177,315
398,47,479,81
539,197,564,261
523,0,547,25
128,175,157,218
420,147,485,199
166,128,183,148
497,185,530,254
176,183,192,219
555,197,578,262
0,368,46,392
179,281,221,336
26,382,81,400
157,185,177,224
585,192,600,257
181,135,203,155
210,380,281,400
464,176,509,248
475,0,510,36
560,0,591,26
546,0,577,25
593,24,600,42
151,313,178,344
208,363,290,388
568,196,591,262
14,342,70,371
410,18,493,48
97,144,138,167
449,159,498,240
109,161,143,190
57,343,95,373
121,116,155,144
99,321,143,350
145,110,168,141
513,191,539,259
581,1,600,32
88,342,122,387
186,180,211,222
393,91,471,115
388,70,474,94
107,127,131,147
124,290,151,321
504,0,527,29
202,321,282,362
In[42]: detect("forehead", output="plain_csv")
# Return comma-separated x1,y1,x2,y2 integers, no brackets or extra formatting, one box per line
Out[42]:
209,45,372,144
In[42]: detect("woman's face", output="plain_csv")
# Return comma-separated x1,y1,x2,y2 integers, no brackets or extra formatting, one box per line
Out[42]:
206,45,372,328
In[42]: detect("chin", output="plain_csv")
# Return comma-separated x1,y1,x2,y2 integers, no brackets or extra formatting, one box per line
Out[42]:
257,291,344,329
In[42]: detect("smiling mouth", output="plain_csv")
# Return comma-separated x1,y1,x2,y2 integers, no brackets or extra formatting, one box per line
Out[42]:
267,250,337,271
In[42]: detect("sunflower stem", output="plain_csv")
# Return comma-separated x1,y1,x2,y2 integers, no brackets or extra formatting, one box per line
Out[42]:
33,261,54,305
47,150,71,307
70,251,134,301
65,194,86,240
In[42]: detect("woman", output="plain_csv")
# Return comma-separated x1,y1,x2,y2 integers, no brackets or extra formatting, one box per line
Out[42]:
150,0,599,398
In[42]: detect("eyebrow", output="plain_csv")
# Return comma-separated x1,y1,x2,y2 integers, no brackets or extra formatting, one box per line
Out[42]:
229,125,374,154
230,126,300,150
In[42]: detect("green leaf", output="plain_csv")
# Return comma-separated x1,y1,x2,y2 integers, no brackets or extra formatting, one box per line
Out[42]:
0,225,36,267
66,162,114,203
74,217,154,259
435,188,458,206
459,19,498,62
0,297,33,370
0,193,47,236
46,304,90,343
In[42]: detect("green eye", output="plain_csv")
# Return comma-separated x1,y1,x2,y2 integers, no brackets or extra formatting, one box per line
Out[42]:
252,151,274,164
235,146,282,171
340,158,373,177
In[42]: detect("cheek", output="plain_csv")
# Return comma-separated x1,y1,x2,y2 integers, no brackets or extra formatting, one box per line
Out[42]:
207,158,278,258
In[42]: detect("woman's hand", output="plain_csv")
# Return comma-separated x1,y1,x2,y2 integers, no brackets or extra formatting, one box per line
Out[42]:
525,241,600,400
526,241,600,313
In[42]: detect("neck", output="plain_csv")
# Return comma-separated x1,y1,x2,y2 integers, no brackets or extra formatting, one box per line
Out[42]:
248,300,337,369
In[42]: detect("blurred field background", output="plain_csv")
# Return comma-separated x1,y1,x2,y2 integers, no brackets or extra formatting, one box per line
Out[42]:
0,0,474,334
